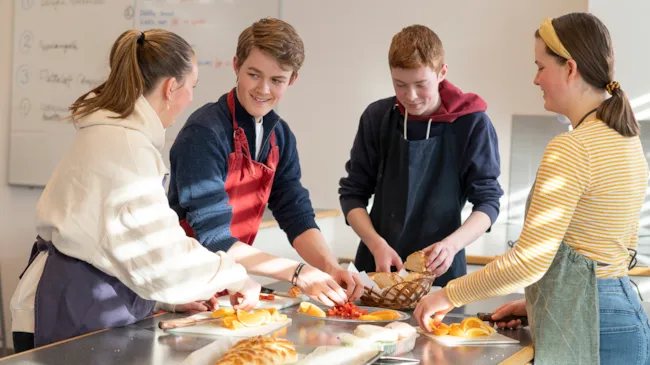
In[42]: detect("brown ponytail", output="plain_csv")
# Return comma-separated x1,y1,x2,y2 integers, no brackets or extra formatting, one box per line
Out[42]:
597,84,638,137
69,29,194,121
535,13,639,137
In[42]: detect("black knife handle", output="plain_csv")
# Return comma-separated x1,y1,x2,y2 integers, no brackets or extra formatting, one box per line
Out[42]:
477,312,529,327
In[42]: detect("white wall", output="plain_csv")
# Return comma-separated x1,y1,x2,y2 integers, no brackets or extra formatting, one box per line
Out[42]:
588,1,650,119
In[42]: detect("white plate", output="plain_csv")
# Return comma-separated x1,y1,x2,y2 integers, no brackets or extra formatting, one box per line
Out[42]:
418,328,520,346
297,305,410,323
166,311,292,337
180,337,240,365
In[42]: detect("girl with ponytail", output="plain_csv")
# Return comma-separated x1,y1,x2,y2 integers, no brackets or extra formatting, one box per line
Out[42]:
416,13,650,365
11,29,259,352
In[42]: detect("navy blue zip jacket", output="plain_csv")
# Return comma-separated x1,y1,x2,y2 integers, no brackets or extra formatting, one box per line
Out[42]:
168,88,318,252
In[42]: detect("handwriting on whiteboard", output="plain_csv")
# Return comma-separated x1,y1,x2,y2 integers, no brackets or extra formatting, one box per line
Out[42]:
40,103,70,122
77,74,102,88
40,0,105,9
40,69,73,87
40,0,66,9
37,69,102,89
40,41,78,53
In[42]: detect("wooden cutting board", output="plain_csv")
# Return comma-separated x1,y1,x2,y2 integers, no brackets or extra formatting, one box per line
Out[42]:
216,295,304,310
166,311,292,337
418,328,520,346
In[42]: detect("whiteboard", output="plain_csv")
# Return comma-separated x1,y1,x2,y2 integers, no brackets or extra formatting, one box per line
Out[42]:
9,0,279,187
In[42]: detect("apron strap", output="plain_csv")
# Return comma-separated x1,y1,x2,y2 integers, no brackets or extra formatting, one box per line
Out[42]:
226,90,239,130
627,248,638,270
18,236,55,280
227,89,255,175
508,239,637,269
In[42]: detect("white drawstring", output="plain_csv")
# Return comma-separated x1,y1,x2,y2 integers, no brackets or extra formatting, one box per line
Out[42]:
404,110,408,140
403,110,433,140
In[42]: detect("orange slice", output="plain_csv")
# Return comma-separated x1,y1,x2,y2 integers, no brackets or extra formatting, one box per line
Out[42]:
432,322,450,336
449,323,465,337
211,308,235,318
275,314,289,322
306,305,326,318
465,327,490,338
358,314,383,321
259,308,279,320
368,310,401,320
461,317,485,332
222,316,244,330
298,302,311,313
236,309,271,327
298,302,326,318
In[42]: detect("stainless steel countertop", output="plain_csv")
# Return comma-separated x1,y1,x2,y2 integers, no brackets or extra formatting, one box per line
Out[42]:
1,281,534,365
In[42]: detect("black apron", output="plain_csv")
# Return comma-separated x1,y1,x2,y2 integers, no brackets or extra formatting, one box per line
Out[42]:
354,103,466,286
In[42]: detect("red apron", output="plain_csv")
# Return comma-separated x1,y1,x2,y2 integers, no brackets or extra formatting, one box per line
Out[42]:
180,89,279,246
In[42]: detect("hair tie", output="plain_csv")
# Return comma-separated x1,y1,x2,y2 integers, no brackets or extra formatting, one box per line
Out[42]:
137,32,145,46
606,81,620,95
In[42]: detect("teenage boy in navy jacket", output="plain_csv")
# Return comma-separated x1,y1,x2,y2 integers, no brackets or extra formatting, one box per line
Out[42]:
169,18,363,306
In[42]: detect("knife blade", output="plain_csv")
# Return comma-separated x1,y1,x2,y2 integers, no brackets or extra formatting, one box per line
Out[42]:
158,315,221,330
261,286,300,299
477,312,528,326
376,356,420,364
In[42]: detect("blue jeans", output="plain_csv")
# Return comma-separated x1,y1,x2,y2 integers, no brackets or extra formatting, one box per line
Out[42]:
599,276,650,365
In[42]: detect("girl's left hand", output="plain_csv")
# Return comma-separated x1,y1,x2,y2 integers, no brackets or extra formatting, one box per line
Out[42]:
414,288,455,332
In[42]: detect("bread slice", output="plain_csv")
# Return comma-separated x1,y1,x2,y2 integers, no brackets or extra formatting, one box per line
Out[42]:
369,272,404,289
404,251,427,272
404,272,425,282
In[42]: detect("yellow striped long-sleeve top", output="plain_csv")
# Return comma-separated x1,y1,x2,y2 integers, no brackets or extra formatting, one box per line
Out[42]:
446,119,649,307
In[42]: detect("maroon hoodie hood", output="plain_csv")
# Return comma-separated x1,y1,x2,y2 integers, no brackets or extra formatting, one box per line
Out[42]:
396,79,487,122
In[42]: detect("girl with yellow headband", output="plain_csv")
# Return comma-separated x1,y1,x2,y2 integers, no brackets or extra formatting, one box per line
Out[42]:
415,12,649,365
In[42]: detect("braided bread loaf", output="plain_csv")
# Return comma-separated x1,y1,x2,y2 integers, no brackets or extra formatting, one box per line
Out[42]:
215,336,297,365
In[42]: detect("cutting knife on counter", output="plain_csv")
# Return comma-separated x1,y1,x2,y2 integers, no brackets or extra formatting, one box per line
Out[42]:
375,356,420,364
260,286,303,299
444,312,528,327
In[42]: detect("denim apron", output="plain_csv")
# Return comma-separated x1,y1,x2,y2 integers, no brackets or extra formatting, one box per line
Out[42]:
354,104,466,286
522,109,606,364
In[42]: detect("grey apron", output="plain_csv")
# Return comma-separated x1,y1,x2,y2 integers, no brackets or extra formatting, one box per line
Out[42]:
20,237,156,347
522,182,600,365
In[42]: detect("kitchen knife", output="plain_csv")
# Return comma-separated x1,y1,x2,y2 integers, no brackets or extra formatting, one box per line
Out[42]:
261,286,301,299
158,315,221,330
477,312,529,327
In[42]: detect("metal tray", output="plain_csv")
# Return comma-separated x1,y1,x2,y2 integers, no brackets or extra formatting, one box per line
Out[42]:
296,305,411,323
